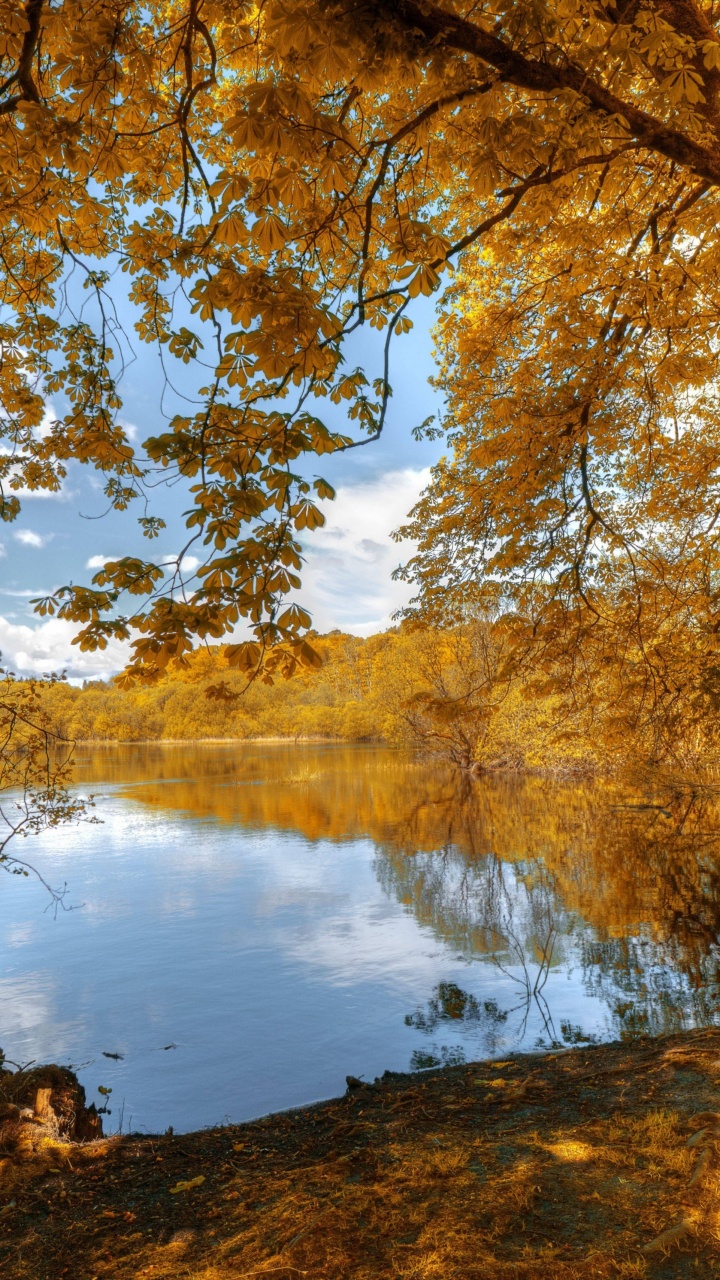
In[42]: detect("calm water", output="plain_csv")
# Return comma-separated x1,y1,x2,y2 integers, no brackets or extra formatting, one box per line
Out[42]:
1,743,719,1133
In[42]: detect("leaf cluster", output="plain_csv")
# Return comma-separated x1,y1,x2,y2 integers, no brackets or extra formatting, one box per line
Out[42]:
3,0,720,700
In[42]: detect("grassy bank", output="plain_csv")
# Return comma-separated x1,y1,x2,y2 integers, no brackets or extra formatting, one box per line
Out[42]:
3,1030,720,1278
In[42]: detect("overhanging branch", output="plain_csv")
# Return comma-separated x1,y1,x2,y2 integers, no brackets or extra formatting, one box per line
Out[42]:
378,0,720,188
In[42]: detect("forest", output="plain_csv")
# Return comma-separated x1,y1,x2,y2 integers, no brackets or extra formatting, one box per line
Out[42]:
21,620,671,777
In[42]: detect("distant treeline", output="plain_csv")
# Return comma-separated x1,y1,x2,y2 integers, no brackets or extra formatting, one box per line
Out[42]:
33,625,618,776
40,631,394,745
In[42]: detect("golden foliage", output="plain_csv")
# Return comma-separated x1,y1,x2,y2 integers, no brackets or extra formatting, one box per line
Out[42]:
36,629,402,743
399,211,720,761
30,614,717,773
2,0,720,708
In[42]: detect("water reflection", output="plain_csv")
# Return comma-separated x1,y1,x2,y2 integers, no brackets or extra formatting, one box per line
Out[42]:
83,744,720,1040
0,743,718,1131
405,981,509,1070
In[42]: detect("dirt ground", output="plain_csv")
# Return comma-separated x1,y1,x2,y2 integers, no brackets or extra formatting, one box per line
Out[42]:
3,1029,720,1279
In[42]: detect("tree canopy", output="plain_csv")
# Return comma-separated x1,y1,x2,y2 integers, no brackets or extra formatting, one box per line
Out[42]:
3,0,720,730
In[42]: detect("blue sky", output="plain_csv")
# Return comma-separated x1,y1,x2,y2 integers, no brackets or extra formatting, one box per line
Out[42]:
0,296,446,678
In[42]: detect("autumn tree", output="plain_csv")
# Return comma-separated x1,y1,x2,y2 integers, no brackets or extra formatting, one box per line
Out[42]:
378,621,508,768
0,669,89,901
3,0,720,739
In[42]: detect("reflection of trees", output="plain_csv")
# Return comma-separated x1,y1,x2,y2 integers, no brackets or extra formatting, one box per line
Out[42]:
580,934,720,1040
568,792,720,1036
374,844,560,963
371,772,720,1040
383,842,567,1050
77,744,720,1037
406,981,509,1071
76,743,459,844
405,981,507,1032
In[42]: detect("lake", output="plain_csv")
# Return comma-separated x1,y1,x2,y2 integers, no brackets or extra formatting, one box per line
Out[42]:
1,742,719,1134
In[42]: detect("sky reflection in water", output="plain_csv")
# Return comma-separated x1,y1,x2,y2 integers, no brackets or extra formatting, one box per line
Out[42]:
1,743,719,1133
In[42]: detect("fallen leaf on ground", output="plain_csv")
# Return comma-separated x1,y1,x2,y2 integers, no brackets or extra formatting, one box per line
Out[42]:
169,1175,205,1194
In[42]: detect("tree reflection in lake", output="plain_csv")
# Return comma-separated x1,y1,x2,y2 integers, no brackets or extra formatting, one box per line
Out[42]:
74,745,720,1051
373,771,720,1047
405,980,509,1070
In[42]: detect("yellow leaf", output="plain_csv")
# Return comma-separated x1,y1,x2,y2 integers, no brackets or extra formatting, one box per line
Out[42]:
169,1176,206,1195
252,213,288,253
701,39,720,70
408,264,440,298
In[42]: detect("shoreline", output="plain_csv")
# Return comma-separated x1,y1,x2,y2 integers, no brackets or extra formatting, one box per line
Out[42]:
74,735,372,746
70,738,610,778
69,740,711,786
3,1028,720,1277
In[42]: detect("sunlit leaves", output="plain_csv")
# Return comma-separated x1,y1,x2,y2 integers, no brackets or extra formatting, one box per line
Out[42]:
226,641,262,671
701,40,720,71
167,329,204,363
91,558,165,596
276,603,312,630
661,68,705,104
138,516,166,539
2,0,720,700
399,175,720,762
407,264,441,298
251,213,289,254
290,499,324,530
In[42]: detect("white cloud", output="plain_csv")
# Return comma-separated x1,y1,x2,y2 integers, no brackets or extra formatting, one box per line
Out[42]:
0,975,56,1037
86,554,114,569
37,406,59,439
0,543,5,559
0,468,431,677
0,615,131,679
4,481,75,503
13,529,53,549
180,554,200,574
298,467,429,635
119,418,140,442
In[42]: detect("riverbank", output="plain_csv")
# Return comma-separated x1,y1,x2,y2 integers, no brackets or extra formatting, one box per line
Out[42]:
74,735,355,744
3,1030,720,1278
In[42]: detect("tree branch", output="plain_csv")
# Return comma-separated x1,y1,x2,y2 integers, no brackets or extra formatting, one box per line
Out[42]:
379,0,720,188
0,0,43,115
